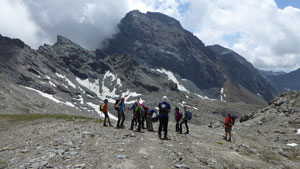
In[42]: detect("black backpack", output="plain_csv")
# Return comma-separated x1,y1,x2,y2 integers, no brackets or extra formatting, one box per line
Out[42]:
159,103,168,115
100,105,104,112
231,115,236,126
115,99,120,111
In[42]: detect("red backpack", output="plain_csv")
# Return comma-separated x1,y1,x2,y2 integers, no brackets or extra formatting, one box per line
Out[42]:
175,111,183,121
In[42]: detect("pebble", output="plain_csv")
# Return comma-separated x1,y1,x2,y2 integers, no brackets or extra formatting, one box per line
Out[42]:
117,154,127,159
74,164,86,169
174,163,190,169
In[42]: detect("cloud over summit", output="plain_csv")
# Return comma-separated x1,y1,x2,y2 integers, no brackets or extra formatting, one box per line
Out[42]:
0,0,300,72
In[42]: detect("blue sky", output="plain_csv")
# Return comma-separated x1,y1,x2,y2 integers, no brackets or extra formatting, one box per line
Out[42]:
275,0,300,9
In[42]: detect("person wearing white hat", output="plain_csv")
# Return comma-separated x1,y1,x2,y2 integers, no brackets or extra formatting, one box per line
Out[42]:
158,96,171,140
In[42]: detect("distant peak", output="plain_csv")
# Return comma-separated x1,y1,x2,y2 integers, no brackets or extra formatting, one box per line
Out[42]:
123,10,182,28
56,35,74,45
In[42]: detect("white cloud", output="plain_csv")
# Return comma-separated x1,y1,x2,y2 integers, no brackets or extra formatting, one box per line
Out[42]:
0,0,45,47
0,0,299,72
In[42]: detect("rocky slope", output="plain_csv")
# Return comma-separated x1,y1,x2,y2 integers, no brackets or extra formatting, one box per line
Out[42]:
0,114,299,169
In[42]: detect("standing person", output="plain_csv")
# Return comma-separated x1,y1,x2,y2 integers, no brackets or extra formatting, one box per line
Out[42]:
179,106,190,134
224,113,233,142
101,99,112,127
147,109,156,132
116,97,126,128
115,99,121,129
175,107,183,132
130,101,142,132
141,103,149,129
158,96,171,140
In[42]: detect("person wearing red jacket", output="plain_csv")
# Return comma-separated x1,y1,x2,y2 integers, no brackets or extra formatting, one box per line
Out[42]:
224,113,233,142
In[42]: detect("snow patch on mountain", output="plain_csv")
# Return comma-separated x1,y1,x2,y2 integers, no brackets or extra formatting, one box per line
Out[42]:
76,78,100,96
121,89,142,104
194,93,212,100
21,86,76,108
49,81,57,87
76,71,141,104
220,88,226,102
152,68,189,93
55,73,76,88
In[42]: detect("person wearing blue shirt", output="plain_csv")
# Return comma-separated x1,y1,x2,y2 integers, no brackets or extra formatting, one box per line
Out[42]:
116,97,126,128
158,96,171,140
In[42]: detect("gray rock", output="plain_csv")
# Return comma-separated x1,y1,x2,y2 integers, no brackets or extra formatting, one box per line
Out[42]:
174,163,190,169
117,154,127,159
74,164,86,169
31,161,48,169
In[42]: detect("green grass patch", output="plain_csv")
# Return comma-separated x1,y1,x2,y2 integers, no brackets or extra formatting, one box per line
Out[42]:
217,142,223,145
0,161,7,165
0,114,103,123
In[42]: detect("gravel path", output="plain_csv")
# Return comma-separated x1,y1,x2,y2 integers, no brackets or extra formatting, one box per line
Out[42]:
0,116,299,169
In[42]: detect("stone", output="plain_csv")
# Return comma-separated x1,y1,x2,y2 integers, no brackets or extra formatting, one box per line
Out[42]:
174,163,190,169
117,154,127,159
74,164,86,169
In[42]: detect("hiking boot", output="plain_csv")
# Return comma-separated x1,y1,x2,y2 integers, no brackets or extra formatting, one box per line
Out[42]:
159,135,162,140
227,138,232,142
184,132,189,135
103,124,107,127
223,136,227,140
164,136,168,140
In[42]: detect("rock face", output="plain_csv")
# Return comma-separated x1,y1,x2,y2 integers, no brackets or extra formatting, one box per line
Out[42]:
208,45,279,103
103,10,280,102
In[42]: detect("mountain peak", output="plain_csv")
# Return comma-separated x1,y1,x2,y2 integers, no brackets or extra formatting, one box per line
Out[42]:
56,35,73,45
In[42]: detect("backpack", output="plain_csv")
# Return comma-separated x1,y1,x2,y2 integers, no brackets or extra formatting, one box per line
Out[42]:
175,111,183,121
187,111,192,120
231,115,235,126
100,105,104,112
115,99,120,111
159,103,168,115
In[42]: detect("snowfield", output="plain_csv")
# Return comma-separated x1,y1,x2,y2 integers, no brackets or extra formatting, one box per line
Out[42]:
220,88,226,102
76,71,142,104
55,73,76,88
21,86,76,108
152,68,189,93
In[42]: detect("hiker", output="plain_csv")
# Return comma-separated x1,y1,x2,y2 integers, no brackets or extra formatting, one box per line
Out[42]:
158,96,171,140
224,112,233,142
147,109,156,131
129,101,142,132
179,106,190,134
175,107,183,132
116,97,126,128
141,103,149,129
101,99,112,127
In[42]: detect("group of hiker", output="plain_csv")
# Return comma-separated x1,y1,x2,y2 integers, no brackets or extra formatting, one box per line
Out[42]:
100,96,234,141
